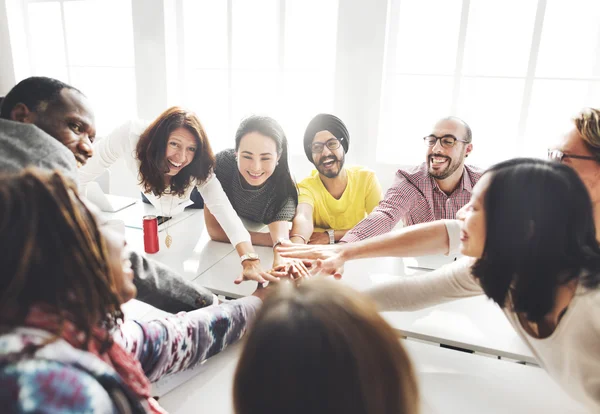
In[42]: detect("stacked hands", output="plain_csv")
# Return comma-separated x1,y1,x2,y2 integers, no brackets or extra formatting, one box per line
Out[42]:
237,241,348,288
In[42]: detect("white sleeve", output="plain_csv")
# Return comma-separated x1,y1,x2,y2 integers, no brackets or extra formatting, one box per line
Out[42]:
198,173,251,247
78,120,137,192
444,219,462,255
364,256,483,312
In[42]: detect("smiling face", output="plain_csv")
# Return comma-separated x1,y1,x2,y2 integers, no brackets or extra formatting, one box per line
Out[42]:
426,119,472,180
312,130,345,178
30,88,96,167
164,127,198,177
456,173,491,258
99,220,136,304
236,132,279,186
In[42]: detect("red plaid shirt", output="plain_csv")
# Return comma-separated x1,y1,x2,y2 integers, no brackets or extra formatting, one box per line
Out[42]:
341,163,484,243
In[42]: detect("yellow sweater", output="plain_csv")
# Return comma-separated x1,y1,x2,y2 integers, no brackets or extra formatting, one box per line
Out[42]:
298,165,382,231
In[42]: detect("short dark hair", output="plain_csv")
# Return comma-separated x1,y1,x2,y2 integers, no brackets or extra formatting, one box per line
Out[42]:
234,280,419,414
0,76,81,119
136,106,215,197
472,158,600,322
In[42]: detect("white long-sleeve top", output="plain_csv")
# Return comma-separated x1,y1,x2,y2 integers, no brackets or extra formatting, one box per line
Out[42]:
78,120,251,246
365,257,600,412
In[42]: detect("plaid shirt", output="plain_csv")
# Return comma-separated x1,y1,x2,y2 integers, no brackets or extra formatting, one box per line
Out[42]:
341,163,484,243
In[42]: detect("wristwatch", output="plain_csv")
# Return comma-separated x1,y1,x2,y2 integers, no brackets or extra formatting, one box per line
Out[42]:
326,229,335,244
240,252,260,263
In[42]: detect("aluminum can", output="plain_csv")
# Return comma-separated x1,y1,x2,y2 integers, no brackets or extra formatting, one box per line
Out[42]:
143,215,159,253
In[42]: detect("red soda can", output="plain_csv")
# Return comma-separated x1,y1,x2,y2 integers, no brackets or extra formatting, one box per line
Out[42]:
143,215,159,253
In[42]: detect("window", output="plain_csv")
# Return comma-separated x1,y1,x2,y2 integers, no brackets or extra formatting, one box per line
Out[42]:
379,0,600,166
180,0,338,153
25,0,137,135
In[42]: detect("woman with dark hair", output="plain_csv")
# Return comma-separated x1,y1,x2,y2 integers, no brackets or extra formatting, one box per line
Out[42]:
0,168,269,413
206,115,306,280
233,279,419,414
361,158,600,411
79,107,276,283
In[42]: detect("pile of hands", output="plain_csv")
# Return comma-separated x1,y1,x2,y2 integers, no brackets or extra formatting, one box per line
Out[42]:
237,241,348,300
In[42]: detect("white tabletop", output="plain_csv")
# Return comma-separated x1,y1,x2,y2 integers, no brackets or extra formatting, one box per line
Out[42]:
193,250,535,362
157,339,585,414
118,202,533,363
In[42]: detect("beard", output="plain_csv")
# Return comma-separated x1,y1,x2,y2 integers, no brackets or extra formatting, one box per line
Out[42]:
316,153,345,178
427,153,464,180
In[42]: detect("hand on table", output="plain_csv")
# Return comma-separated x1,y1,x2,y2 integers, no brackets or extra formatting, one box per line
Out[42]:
276,241,345,279
235,259,280,284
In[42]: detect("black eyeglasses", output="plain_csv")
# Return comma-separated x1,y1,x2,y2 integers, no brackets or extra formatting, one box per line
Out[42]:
311,137,342,154
423,134,469,149
547,149,597,163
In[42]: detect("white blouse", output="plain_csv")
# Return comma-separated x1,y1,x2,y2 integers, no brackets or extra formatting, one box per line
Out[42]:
78,120,250,247
365,257,600,412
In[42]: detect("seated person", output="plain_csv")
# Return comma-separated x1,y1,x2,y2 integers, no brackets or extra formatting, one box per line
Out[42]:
341,116,483,243
0,76,215,310
284,158,600,412
206,115,309,282
233,279,419,414
290,114,382,245
0,168,269,413
278,108,600,278
77,106,274,283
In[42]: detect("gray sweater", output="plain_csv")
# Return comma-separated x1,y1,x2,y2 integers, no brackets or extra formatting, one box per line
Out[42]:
0,118,213,313
0,118,79,183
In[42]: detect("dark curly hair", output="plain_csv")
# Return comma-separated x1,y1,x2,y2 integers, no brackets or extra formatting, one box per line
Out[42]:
0,168,123,349
136,107,214,197
471,158,600,322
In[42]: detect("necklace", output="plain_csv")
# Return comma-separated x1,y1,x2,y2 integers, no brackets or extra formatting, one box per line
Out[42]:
164,196,175,248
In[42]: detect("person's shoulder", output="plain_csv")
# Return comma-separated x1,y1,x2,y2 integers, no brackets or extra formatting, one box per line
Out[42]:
347,165,378,179
393,163,427,187
464,163,485,177
0,118,78,178
298,170,321,187
1,358,114,412
0,118,67,154
216,148,236,164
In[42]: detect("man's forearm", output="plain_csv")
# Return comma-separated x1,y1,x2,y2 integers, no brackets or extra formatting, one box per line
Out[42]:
340,220,451,262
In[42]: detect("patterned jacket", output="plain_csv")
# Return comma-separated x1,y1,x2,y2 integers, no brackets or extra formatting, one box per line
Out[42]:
0,296,261,413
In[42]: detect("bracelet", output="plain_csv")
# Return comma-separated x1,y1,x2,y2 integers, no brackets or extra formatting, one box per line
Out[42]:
289,233,307,244
273,238,290,249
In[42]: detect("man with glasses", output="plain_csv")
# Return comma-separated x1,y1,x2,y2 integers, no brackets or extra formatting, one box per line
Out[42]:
340,116,482,243
289,114,382,245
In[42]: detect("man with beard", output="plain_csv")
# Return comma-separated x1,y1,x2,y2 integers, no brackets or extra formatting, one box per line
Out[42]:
289,114,382,245
340,116,482,243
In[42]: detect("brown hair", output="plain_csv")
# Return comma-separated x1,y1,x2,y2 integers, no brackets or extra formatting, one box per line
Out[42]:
136,107,215,196
0,168,122,347
233,280,419,414
574,107,600,162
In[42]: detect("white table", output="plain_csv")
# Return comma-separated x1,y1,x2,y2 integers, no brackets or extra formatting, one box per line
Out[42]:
157,339,586,414
193,249,535,362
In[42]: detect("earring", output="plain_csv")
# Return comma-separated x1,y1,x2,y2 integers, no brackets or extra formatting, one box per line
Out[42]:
277,161,279,166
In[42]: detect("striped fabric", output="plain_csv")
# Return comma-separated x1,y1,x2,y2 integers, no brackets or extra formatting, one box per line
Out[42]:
341,162,484,243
